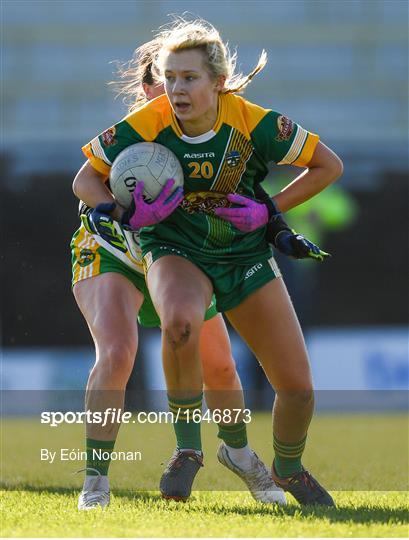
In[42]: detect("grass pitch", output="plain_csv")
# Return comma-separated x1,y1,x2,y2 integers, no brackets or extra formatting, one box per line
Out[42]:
1,413,408,537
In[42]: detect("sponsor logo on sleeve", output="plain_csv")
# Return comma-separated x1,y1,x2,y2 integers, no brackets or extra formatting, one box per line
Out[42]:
101,127,117,147
275,115,294,142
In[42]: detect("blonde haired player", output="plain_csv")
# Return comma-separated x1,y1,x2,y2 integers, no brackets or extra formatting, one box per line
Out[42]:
73,40,289,510
74,18,339,507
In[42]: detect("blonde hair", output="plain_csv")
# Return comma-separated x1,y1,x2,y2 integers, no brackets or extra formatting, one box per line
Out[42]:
112,16,267,112
156,16,267,94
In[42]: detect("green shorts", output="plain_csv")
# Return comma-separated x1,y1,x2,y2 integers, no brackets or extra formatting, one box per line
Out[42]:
143,245,282,312
70,227,218,328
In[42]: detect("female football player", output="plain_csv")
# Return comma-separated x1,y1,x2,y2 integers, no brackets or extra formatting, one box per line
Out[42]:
74,23,338,508
72,40,307,510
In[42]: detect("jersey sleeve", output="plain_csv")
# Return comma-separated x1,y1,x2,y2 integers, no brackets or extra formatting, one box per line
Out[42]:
82,118,144,176
251,110,319,167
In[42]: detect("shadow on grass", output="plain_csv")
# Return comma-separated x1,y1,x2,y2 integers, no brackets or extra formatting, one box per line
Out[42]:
0,483,162,503
190,500,409,526
2,483,408,525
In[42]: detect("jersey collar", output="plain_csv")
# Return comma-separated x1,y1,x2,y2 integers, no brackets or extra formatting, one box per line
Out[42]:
170,95,225,144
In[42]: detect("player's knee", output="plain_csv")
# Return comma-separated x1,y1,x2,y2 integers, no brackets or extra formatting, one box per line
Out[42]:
161,307,202,350
204,361,237,389
94,341,137,383
277,388,314,409
297,389,314,408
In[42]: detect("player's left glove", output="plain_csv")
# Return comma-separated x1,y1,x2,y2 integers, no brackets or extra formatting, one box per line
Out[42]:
254,183,330,262
81,202,127,253
214,193,269,232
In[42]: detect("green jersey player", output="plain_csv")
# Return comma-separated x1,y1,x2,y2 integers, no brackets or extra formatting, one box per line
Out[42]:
77,18,342,507
73,42,322,510
73,50,288,510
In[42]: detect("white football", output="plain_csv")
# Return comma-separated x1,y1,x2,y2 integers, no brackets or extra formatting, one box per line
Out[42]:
109,142,184,208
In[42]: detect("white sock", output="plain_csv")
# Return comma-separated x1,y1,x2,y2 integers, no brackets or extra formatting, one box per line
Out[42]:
83,474,109,492
225,444,254,470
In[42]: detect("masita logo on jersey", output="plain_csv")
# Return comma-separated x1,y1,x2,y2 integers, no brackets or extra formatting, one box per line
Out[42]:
183,152,215,159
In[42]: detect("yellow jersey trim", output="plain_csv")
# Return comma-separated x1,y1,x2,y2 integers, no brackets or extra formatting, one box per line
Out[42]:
224,94,270,141
167,93,269,143
125,94,173,141
293,132,320,167
82,143,111,176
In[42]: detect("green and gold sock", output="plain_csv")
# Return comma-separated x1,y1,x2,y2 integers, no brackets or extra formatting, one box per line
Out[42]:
217,421,248,449
86,438,115,476
168,393,203,452
273,434,307,478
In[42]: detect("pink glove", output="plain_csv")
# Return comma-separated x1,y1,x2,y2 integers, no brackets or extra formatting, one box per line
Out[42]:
214,193,269,232
122,178,184,230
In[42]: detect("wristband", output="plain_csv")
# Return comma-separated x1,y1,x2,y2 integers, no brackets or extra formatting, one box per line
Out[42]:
264,197,281,220
266,214,292,247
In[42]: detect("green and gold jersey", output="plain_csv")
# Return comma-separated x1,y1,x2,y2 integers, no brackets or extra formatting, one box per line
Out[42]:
83,93,319,264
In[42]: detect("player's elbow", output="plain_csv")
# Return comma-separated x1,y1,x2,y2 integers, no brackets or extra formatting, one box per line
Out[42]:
72,164,87,198
324,145,344,184
310,142,344,186
330,154,344,182
320,152,343,188
72,160,105,199
72,174,80,198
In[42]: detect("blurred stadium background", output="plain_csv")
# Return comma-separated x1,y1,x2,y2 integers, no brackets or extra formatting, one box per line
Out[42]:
1,0,408,409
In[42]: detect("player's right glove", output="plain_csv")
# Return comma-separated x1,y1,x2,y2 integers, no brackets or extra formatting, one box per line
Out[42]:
121,178,184,230
267,215,330,262
81,202,128,253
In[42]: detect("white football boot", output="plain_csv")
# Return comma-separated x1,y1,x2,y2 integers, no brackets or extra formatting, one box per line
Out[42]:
217,443,287,505
77,468,110,510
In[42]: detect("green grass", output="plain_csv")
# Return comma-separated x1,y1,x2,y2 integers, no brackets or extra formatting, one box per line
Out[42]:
1,489,408,537
1,414,408,537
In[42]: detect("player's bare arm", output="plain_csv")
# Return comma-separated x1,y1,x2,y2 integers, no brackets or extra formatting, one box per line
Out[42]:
273,141,343,212
73,160,126,221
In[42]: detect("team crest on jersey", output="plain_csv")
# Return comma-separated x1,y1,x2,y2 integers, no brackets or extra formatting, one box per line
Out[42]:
225,150,241,168
101,127,117,147
78,248,96,267
275,116,294,142
182,191,229,215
